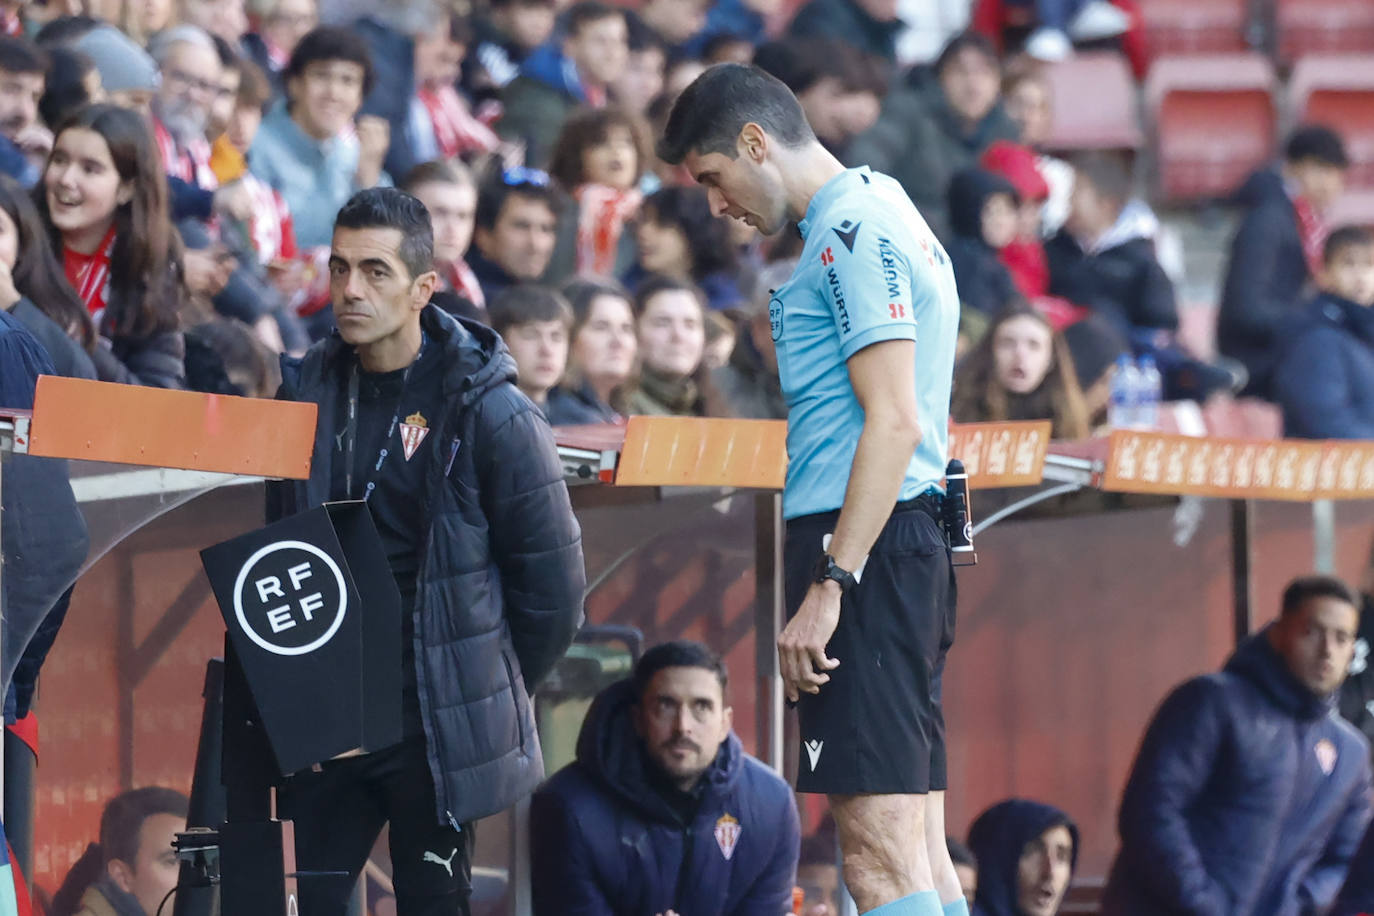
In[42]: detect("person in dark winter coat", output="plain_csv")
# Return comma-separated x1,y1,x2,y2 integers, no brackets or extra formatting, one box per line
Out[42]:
1102,576,1373,916
269,189,585,916
844,32,1020,241
1045,153,1176,340
496,2,629,169
529,640,801,916
1338,543,1374,761
1273,226,1374,440
945,167,1021,317
1333,820,1374,916
1219,126,1349,398
966,799,1077,916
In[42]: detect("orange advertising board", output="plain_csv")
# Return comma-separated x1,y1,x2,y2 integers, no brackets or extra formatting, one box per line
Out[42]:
949,421,1052,488
1102,430,1374,501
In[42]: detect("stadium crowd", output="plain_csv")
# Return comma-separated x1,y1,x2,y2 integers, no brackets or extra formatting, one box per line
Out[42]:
2,0,1374,912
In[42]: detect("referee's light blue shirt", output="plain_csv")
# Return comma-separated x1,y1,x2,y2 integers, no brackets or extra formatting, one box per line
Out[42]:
771,166,960,520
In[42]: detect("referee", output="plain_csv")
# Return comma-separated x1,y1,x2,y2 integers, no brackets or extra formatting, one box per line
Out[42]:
659,65,964,916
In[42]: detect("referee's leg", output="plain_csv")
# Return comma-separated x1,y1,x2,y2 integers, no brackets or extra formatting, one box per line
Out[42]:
830,793,935,911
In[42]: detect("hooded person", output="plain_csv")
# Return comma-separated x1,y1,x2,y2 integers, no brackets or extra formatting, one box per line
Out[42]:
528,641,801,916
979,140,1051,301
966,799,1078,916
945,167,1021,318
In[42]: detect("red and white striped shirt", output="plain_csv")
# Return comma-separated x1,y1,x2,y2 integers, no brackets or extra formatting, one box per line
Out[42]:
152,117,218,191
62,225,117,328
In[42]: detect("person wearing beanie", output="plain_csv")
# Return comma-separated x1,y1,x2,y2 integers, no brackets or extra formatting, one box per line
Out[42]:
945,167,1021,317
980,140,1050,300
966,799,1077,916
73,26,159,116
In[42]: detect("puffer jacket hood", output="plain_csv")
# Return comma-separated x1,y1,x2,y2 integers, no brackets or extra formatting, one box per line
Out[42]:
968,799,1079,916
1225,625,1335,722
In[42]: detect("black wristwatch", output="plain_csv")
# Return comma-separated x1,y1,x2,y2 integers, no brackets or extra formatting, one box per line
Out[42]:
813,553,858,592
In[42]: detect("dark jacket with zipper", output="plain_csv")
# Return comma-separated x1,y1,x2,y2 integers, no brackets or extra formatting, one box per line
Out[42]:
1102,629,1372,916
269,305,585,825
529,678,800,916
1273,292,1374,440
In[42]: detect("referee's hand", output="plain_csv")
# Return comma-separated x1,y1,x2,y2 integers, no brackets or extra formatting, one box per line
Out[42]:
778,581,842,702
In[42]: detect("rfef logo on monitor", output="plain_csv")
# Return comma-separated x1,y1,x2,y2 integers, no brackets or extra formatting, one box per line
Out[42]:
231,540,348,656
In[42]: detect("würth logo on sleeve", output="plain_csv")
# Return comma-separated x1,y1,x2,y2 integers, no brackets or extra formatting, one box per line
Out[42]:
714,813,741,860
400,411,430,461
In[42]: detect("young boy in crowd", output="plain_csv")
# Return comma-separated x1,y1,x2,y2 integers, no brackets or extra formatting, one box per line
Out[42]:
487,284,573,416
1273,227,1374,440
945,166,1022,319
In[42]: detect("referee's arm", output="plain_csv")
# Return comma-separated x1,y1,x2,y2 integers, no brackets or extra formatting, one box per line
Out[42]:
778,222,922,702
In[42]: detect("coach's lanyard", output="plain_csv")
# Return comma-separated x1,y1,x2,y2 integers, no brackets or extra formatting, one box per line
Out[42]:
343,335,425,502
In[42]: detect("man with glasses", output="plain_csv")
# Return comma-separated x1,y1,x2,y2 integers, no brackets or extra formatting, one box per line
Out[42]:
530,640,800,916
468,166,562,302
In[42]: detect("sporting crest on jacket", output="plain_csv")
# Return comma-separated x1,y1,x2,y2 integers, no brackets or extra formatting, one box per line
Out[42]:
1314,738,1338,776
714,813,741,861
400,411,430,461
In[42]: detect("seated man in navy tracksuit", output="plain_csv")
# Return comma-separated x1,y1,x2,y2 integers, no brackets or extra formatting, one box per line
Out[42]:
530,640,801,916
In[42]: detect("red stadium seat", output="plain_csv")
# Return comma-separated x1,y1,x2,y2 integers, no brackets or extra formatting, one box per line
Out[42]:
1276,0,1374,65
1289,54,1374,191
1138,0,1252,60
1145,53,1277,202
1042,52,1144,153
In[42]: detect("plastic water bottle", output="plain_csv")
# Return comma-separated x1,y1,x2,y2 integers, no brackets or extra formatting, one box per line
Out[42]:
1137,355,1162,430
1108,354,1137,428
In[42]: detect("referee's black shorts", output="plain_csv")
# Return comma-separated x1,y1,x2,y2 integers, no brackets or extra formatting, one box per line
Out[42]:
783,492,958,796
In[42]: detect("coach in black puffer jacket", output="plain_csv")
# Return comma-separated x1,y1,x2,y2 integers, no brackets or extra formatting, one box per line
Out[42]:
270,304,585,826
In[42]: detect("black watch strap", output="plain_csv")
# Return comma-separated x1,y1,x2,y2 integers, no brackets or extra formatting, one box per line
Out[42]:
813,553,858,592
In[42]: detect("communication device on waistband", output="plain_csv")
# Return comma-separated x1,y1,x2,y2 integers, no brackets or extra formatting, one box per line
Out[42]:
944,460,977,566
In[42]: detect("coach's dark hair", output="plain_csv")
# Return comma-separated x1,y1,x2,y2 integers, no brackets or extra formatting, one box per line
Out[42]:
631,640,728,701
1324,225,1373,266
487,284,573,336
1280,575,1360,617
566,0,625,37
1285,124,1349,169
657,63,814,165
334,188,434,280
49,787,189,916
285,26,375,98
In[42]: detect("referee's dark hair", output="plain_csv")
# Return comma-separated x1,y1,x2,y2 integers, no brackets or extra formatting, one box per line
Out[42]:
657,63,815,166
1280,575,1360,617
334,188,435,282
631,640,729,700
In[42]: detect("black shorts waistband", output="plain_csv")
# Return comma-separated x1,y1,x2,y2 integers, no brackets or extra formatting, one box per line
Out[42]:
787,487,943,529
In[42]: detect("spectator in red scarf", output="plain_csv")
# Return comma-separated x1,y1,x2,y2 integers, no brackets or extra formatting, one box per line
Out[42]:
547,106,650,282
401,159,485,313
1219,125,1349,398
36,104,185,387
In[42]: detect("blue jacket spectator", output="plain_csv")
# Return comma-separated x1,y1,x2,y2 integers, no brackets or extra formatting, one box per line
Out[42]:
1218,127,1350,398
1103,577,1373,916
967,799,1078,916
1273,227,1374,440
1334,822,1374,916
529,642,801,916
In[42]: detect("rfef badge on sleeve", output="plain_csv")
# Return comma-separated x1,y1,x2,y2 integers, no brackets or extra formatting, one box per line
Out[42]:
201,502,402,775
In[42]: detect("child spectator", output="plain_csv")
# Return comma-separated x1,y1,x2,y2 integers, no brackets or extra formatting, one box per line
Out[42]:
0,174,95,379
1220,125,1350,397
38,104,185,388
952,304,1091,439
497,1,629,169
488,284,572,415
980,139,1051,299
469,166,563,303
401,159,484,312
249,27,383,251
629,186,743,311
1001,68,1073,237
548,106,650,280
945,166,1022,317
1273,227,1374,440
552,280,637,423
624,274,710,416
